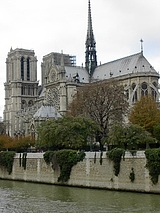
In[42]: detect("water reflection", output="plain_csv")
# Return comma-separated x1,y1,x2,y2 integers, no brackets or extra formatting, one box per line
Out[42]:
0,180,160,213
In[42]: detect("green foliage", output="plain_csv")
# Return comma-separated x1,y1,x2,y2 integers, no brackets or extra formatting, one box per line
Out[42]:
43,151,55,165
129,168,135,182
43,151,58,170
22,152,27,170
37,116,99,150
107,124,125,147
68,80,128,150
0,151,16,174
145,148,160,184
107,148,125,176
108,124,155,150
56,150,85,182
153,124,160,142
43,150,85,182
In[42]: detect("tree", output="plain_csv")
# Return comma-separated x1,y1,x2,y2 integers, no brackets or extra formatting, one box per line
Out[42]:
108,124,156,150
68,80,128,150
0,135,13,150
11,136,35,152
37,116,99,150
0,122,5,135
0,135,35,152
153,124,160,143
129,95,160,134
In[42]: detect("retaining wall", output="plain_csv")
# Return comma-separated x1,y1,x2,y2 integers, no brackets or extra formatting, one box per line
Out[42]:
0,151,159,193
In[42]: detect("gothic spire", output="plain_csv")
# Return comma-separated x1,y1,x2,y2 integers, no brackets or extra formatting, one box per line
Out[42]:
85,0,97,76
87,0,94,43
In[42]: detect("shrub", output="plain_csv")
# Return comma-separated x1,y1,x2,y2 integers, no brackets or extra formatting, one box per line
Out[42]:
107,148,125,176
145,148,160,184
0,151,16,174
43,149,85,182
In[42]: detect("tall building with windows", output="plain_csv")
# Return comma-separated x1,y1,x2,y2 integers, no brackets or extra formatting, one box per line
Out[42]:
3,0,159,137
3,48,38,137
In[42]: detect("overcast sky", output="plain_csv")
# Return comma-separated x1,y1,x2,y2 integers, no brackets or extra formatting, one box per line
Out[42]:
1,0,160,118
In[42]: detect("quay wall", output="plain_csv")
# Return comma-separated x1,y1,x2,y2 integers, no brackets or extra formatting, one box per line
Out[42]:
0,151,159,193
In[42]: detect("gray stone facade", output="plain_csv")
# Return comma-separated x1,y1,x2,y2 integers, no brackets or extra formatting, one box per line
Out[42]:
3,48,160,137
3,0,160,137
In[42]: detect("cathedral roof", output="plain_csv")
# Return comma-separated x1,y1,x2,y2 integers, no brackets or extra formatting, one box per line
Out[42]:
33,105,61,119
65,66,90,83
92,52,158,80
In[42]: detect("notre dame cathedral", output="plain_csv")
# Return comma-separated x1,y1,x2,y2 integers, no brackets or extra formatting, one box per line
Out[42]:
3,0,159,137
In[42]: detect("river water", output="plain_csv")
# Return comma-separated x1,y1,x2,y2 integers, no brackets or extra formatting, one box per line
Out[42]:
0,180,160,213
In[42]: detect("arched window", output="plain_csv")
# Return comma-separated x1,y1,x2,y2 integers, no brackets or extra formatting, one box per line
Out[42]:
21,57,24,80
21,86,25,95
151,82,157,100
141,82,148,96
132,83,137,103
27,57,30,81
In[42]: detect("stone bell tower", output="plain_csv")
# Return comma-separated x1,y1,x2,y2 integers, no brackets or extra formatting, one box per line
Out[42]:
3,48,38,137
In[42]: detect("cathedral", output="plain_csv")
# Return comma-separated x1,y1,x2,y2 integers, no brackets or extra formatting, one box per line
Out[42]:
3,0,159,137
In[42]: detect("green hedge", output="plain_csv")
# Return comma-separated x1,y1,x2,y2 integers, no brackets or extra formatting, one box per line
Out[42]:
107,148,125,176
44,150,85,182
0,151,16,174
145,148,160,184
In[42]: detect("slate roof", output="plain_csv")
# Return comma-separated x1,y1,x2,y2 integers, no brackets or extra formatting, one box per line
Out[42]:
65,66,90,83
33,105,61,119
92,52,158,80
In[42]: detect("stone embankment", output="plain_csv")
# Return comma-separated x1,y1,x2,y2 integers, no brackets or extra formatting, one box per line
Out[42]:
0,151,159,193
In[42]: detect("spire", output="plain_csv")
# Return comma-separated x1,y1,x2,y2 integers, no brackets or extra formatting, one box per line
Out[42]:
87,0,94,43
140,39,143,54
85,0,97,76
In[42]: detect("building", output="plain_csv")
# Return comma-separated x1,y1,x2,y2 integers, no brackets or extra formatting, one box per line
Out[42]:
3,0,159,137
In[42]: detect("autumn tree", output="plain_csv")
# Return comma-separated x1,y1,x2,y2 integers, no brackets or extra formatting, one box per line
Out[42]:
37,116,99,150
129,95,160,134
0,135,13,150
68,80,128,150
11,136,35,152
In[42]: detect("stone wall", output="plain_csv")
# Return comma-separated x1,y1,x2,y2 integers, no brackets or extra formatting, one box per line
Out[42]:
0,151,160,193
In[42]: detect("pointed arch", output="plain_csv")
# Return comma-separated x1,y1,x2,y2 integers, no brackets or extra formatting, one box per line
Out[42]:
21,57,24,80
27,57,30,81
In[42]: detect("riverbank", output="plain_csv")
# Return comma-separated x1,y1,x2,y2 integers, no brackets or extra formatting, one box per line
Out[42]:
0,151,159,194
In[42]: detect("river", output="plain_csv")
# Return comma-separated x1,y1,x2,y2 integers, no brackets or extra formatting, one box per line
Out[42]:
0,180,160,213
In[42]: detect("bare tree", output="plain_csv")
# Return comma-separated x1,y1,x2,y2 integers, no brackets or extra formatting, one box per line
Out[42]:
68,80,128,150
